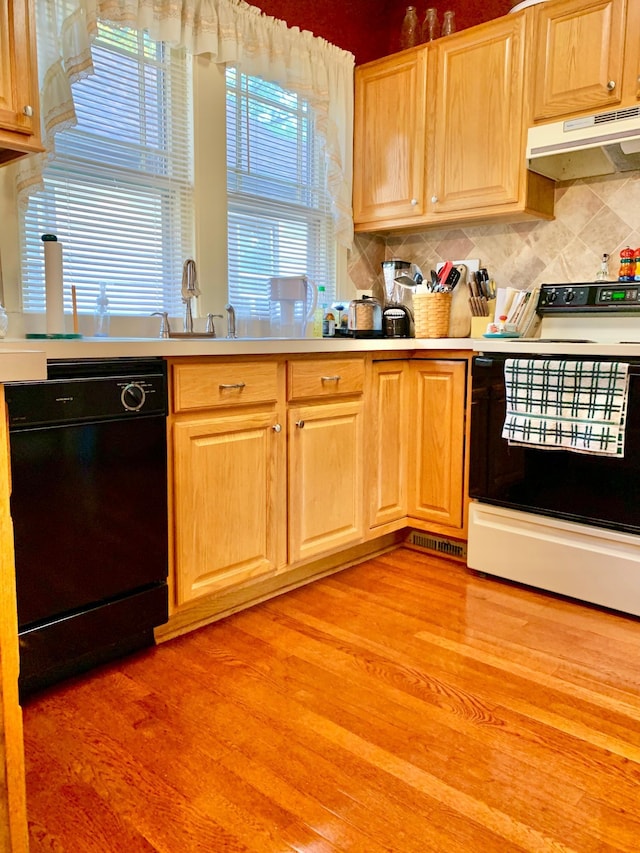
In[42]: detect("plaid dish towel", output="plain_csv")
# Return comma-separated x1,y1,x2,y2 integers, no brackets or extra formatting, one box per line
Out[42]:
502,358,630,457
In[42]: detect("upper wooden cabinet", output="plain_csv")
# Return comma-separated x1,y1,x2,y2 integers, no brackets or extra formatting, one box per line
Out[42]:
429,12,552,219
353,12,554,233
0,0,42,165
531,0,628,121
353,47,428,225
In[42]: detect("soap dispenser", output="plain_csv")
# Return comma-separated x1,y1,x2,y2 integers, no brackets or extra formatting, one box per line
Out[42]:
94,283,110,337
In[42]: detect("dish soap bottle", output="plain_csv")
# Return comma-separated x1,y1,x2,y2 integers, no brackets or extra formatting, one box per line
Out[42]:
94,283,110,337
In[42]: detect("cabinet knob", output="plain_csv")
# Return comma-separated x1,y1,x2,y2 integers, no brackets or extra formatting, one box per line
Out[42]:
272,423,282,433
410,198,418,206
431,195,439,204
295,419,305,429
23,105,33,117
607,80,616,91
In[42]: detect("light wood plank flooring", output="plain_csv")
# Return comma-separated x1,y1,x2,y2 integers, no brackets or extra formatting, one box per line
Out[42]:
22,548,640,852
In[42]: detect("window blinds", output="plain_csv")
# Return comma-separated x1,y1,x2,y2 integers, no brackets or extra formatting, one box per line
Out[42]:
21,25,193,317
226,68,335,320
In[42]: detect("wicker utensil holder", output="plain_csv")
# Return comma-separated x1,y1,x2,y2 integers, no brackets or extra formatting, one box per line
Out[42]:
413,291,452,338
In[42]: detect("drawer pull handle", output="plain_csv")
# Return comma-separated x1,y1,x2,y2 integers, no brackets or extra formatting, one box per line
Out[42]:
219,382,246,390
321,375,341,382
296,419,305,429
272,423,282,433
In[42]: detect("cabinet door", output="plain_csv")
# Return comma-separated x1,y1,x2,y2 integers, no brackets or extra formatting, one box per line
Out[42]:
0,0,39,158
408,360,466,529
430,14,528,215
289,400,364,563
624,0,640,104
353,48,428,226
367,360,408,529
532,0,626,121
173,409,286,605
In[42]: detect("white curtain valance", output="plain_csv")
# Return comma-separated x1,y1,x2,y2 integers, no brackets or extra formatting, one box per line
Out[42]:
19,0,355,246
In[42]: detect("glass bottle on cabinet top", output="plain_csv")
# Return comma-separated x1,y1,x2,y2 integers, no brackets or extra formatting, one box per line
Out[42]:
442,10,456,36
400,6,420,49
421,8,439,42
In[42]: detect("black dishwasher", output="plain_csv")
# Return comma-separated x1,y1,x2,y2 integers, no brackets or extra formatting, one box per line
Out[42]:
5,358,169,697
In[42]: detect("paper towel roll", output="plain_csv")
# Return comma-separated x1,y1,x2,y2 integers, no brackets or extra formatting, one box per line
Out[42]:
43,234,64,335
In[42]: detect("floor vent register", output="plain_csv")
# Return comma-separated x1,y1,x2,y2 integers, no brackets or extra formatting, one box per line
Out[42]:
405,530,467,561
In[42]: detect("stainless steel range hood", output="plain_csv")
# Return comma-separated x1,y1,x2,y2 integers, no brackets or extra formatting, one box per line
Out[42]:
526,106,640,181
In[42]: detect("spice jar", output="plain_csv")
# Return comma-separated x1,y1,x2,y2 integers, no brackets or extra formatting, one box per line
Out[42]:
618,247,636,282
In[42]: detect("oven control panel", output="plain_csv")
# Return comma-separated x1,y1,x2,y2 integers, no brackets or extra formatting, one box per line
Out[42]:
538,282,640,313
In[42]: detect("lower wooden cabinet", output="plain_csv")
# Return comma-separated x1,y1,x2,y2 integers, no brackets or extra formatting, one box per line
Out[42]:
163,352,470,639
408,358,468,531
172,408,286,605
367,359,409,530
288,398,364,563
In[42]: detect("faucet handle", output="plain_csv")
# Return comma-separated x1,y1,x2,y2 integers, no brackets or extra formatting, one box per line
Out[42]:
206,313,223,336
151,312,171,338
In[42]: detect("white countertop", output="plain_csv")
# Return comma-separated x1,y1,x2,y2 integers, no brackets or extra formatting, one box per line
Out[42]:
2,335,640,383
0,335,476,361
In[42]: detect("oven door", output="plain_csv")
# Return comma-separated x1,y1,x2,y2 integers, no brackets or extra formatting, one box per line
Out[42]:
469,353,640,535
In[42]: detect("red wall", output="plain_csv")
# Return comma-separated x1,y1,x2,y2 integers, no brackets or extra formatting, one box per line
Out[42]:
250,0,515,64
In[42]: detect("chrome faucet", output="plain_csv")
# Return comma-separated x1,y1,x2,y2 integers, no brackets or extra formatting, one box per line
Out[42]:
151,311,171,338
225,303,237,339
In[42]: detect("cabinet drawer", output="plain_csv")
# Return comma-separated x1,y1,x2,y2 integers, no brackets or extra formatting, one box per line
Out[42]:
288,358,365,401
173,361,279,412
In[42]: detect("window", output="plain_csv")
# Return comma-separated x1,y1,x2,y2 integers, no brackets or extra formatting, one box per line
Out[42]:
21,24,193,317
226,68,335,321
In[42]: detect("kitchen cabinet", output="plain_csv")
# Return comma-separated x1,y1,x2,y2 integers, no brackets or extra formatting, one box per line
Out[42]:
428,12,553,220
169,359,287,606
353,47,428,225
353,13,554,233
408,358,468,532
531,0,627,121
287,357,365,563
624,0,640,104
366,358,409,531
0,0,42,164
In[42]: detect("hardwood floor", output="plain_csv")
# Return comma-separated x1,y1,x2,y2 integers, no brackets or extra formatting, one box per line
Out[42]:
22,547,640,852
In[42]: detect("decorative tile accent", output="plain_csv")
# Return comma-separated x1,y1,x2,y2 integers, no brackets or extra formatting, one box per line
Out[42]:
348,173,640,295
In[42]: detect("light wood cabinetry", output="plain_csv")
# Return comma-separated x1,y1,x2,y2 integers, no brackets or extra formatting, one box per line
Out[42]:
169,359,286,607
408,358,468,532
366,359,409,531
429,13,553,221
531,0,627,121
353,13,554,233
353,47,428,225
0,0,42,164
287,358,365,563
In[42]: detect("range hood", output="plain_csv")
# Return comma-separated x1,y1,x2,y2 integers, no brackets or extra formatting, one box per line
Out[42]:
526,106,640,181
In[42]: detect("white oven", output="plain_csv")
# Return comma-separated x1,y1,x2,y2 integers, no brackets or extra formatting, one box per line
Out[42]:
468,282,640,616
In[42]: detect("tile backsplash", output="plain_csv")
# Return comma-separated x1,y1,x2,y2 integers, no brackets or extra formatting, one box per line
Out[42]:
348,172,640,297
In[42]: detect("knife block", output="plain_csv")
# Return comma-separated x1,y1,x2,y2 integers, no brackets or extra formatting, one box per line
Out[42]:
470,299,496,337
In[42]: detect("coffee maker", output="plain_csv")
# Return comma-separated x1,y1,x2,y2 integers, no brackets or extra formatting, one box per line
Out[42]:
380,260,420,337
